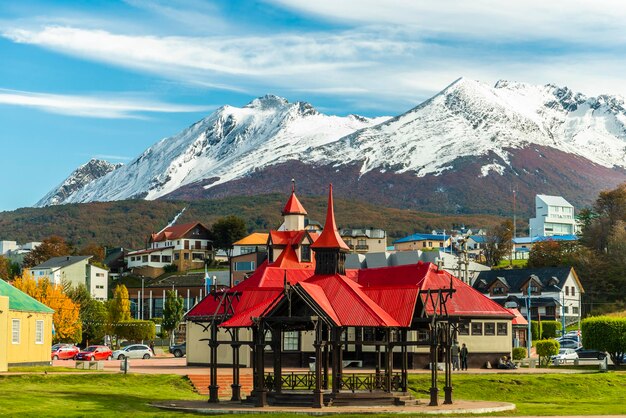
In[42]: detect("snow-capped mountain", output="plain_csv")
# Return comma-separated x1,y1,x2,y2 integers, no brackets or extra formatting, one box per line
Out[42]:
36,95,388,207
36,159,122,206
37,81,626,213
307,77,626,177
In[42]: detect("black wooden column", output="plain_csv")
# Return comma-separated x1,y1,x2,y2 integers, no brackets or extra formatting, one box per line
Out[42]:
254,322,268,407
272,327,282,394
208,323,220,403
443,323,453,404
385,328,393,393
323,325,329,390
331,327,343,394
401,329,408,393
429,325,439,406
230,328,241,401
313,320,324,408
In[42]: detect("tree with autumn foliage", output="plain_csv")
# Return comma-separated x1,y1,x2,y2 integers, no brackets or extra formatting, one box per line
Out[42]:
22,236,72,268
78,243,105,263
13,271,82,343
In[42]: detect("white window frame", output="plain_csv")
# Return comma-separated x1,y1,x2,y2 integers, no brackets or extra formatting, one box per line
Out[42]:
12,319,20,344
35,320,44,344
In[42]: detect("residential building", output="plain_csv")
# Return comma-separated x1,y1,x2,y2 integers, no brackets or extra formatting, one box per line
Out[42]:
232,233,269,257
0,241,18,255
340,228,387,253
393,233,451,252
529,195,576,237
512,235,579,260
473,267,584,328
0,279,54,368
31,256,108,301
125,222,214,277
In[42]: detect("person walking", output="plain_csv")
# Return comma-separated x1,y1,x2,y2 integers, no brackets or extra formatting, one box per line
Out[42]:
451,341,460,371
460,343,469,371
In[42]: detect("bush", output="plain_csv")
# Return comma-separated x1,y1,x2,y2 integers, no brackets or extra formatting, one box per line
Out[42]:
114,320,156,342
512,347,527,360
582,316,626,367
163,264,178,273
535,339,560,367
541,321,561,339
531,321,542,341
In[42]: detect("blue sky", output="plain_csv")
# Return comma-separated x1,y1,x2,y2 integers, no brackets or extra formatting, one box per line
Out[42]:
1,0,626,211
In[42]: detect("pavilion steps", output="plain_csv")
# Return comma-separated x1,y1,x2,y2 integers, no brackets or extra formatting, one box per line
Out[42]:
187,374,254,398
244,391,418,407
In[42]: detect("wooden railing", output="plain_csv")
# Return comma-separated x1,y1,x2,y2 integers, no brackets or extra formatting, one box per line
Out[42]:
263,372,402,392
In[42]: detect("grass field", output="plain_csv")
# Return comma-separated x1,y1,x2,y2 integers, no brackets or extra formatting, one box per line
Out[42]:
0,371,624,417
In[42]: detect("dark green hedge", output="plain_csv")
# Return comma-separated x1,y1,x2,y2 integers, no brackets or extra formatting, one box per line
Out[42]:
535,339,560,366
582,316,626,367
541,321,561,339
512,347,527,360
114,320,156,342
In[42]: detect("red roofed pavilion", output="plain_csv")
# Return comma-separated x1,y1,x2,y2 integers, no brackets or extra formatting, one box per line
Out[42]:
186,184,514,409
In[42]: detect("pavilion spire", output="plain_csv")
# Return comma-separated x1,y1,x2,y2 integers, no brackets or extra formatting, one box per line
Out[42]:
311,184,349,275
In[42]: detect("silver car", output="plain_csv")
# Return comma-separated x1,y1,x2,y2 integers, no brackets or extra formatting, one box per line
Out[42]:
112,344,153,360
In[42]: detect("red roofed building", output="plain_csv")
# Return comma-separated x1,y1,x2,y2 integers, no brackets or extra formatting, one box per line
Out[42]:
185,184,513,408
125,222,214,277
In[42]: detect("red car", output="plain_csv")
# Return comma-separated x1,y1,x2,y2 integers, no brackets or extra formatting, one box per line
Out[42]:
75,345,113,361
51,344,80,360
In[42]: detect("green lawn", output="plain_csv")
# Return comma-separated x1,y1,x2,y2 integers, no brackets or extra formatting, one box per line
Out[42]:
408,372,626,416
0,374,204,417
0,371,624,416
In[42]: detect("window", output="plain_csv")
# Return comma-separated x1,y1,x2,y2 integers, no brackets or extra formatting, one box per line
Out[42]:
162,255,171,263
96,285,104,289
195,241,201,249
573,307,579,314
497,323,508,336
565,287,569,296
151,255,160,262
484,322,495,336
183,253,189,260
174,253,180,261
35,320,44,344
184,240,190,250
142,255,148,262
301,245,311,262
571,287,575,296
458,323,469,335
471,322,483,335
12,319,20,344
96,272,104,277
422,242,427,248
192,252,204,261
546,306,556,317
417,330,429,342
492,287,506,295
428,241,433,247
439,242,443,248
235,261,255,271
283,331,299,351
240,246,256,255
564,306,569,314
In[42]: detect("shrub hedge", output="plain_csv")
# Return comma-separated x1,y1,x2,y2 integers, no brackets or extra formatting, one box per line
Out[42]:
582,316,626,367
512,347,527,360
114,320,156,342
535,339,560,367
541,321,561,339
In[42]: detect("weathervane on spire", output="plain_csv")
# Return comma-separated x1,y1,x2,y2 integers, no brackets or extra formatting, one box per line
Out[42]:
291,178,295,193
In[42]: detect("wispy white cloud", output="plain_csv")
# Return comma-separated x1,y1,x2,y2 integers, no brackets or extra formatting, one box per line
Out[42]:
267,0,626,45
92,154,133,161
0,88,214,118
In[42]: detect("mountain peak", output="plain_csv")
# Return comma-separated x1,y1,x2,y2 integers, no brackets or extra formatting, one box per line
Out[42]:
245,94,290,109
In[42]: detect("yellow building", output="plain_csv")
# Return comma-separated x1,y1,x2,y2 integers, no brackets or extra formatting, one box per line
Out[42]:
0,280,54,368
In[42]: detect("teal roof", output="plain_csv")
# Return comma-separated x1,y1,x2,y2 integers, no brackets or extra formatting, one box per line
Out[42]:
0,279,55,313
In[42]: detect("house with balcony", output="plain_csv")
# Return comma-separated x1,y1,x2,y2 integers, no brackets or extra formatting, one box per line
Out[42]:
231,233,269,286
125,222,214,277
473,267,584,328
340,228,387,253
529,195,577,237
31,256,108,301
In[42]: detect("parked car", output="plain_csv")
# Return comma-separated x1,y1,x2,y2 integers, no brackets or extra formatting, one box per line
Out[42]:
575,347,607,360
555,337,582,349
75,345,113,361
551,348,579,364
170,342,186,358
51,344,80,360
112,344,153,360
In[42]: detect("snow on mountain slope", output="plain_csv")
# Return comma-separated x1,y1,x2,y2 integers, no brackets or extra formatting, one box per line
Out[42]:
306,78,626,176
36,159,122,206
41,95,388,206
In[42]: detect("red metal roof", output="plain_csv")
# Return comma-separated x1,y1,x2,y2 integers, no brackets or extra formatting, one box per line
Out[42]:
508,308,528,325
361,287,420,327
282,191,308,215
420,268,514,318
302,274,400,327
310,185,350,251
269,230,309,246
272,243,314,269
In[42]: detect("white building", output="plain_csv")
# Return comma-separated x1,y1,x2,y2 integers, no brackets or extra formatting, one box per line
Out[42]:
31,256,108,301
529,195,576,237
0,241,18,255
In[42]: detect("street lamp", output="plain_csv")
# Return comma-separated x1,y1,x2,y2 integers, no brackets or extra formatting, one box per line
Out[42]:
526,274,538,358
553,284,566,336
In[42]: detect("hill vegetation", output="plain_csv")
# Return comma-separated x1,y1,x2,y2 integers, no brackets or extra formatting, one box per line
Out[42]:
0,194,504,249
